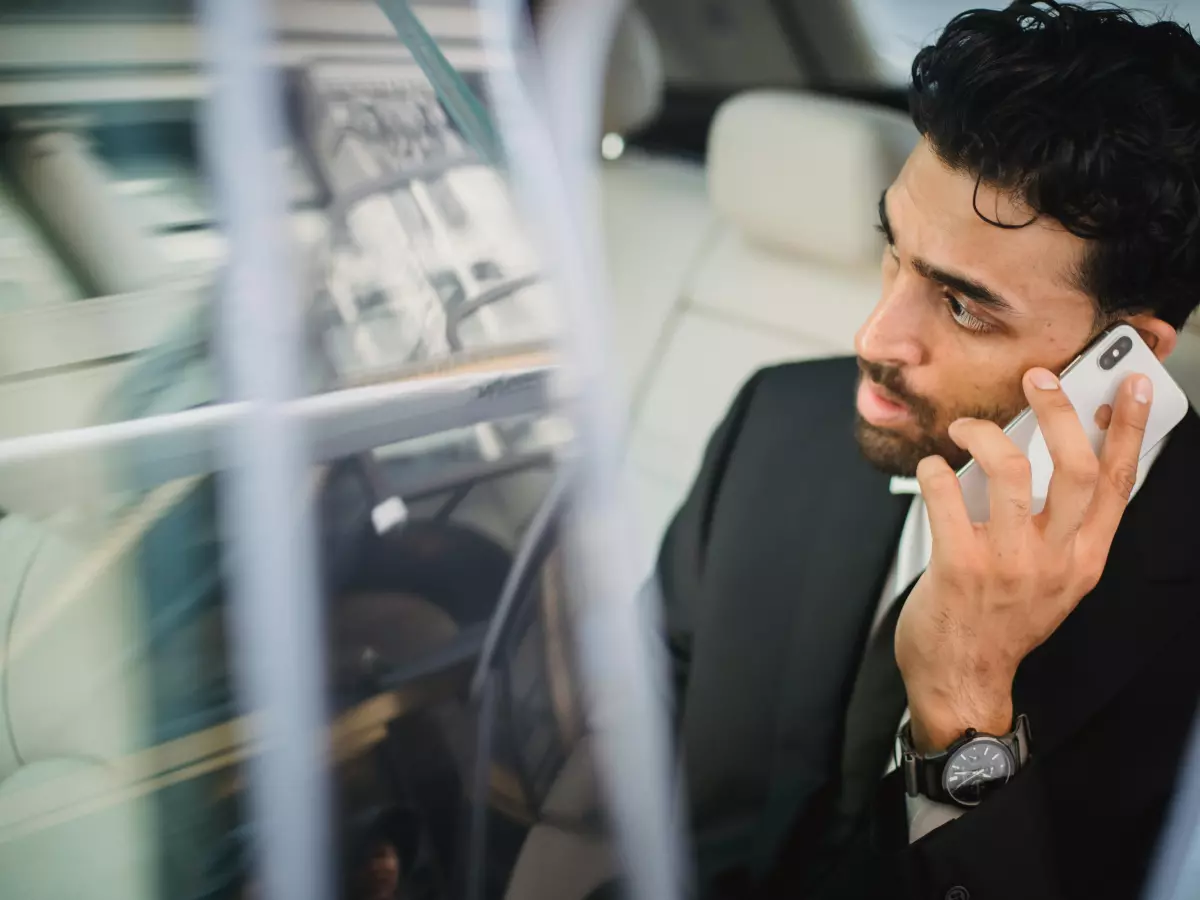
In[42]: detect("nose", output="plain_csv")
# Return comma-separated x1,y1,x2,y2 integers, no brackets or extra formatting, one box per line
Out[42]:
854,275,925,368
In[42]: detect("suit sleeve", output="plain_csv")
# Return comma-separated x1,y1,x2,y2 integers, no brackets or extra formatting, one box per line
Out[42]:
651,370,765,710
898,761,1062,900
806,765,1061,900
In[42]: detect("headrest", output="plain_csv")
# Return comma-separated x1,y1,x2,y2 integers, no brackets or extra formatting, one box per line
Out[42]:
707,90,919,268
602,6,664,136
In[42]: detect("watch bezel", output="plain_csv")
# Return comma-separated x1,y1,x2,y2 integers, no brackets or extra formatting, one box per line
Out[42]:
941,735,1016,807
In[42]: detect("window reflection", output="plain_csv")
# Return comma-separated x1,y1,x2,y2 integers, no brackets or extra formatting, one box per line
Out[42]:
0,3,595,898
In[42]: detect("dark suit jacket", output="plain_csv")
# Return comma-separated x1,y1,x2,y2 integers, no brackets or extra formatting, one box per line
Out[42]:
658,356,1200,900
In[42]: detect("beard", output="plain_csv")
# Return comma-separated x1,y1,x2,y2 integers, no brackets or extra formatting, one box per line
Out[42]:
853,358,1025,477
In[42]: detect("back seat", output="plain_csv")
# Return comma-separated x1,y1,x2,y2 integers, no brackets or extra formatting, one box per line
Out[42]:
602,68,915,568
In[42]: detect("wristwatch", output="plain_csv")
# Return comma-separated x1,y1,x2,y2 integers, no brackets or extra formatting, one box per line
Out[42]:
897,715,1031,808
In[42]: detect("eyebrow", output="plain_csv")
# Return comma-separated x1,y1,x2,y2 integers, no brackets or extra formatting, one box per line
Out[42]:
877,190,1018,316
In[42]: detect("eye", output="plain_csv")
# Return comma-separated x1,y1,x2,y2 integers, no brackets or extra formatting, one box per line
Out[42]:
944,292,992,333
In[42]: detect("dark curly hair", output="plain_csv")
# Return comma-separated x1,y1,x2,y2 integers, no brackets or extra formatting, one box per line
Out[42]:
910,1,1200,329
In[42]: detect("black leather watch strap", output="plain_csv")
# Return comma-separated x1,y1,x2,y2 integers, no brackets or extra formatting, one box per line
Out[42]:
898,725,955,803
898,715,1031,806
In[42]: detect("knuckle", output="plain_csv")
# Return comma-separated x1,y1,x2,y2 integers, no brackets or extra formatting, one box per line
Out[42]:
1073,547,1108,595
942,554,982,589
999,453,1033,484
1006,495,1032,520
989,547,1029,585
1126,413,1149,435
1046,390,1077,413
1112,410,1148,442
1063,452,1100,489
995,567,1026,593
1116,398,1149,432
940,563,967,589
1043,559,1073,594
950,568,985,596
1105,462,1139,499
1074,564,1103,597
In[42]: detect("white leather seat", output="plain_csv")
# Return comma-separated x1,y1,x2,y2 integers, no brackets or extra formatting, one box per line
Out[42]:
0,514,156,900
599,6,710,410
604,80,917,568
501,737,615,900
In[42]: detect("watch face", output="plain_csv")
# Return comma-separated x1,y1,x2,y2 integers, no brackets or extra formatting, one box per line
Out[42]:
943,737,1015,806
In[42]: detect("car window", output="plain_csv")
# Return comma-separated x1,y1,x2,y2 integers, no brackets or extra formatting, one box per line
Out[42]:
851,0,1200,85
0,3,624,900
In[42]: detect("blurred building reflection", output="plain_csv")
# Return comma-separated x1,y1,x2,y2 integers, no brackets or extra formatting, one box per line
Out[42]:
0,3,581,900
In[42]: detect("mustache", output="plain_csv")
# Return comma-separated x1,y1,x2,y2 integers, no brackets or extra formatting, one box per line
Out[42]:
857,358,918,406
855,357,940,429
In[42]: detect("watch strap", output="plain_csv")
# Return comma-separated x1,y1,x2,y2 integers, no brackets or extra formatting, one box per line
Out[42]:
907,742,950,801
1006,713,1032,766
898,726,953,802
899,715,1031,805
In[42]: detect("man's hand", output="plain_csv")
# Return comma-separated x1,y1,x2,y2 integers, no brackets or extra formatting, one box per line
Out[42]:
896,368,1153,753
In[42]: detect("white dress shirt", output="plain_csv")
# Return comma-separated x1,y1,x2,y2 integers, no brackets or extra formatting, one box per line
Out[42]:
873,438,1167,841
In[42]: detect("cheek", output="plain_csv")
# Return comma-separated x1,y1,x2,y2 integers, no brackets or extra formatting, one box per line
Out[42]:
915,347,1027,426
966,322,1088,416
909,314,1093,432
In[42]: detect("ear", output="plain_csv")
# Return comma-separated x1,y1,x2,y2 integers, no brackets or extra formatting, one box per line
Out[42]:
1123,313,1177,363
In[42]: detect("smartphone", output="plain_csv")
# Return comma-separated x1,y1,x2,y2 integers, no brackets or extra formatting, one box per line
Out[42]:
956,322,1190,523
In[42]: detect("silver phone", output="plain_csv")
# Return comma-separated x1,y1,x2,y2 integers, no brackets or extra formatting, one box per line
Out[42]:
956,322,1190,523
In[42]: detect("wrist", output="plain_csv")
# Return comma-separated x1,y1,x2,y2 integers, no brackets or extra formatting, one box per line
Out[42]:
907,684,1014,753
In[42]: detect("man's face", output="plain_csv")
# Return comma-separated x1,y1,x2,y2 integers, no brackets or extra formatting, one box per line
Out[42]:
854,139,1099,475
360,840,400,900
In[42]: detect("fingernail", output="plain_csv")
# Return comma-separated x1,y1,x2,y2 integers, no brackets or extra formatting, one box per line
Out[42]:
1029,369,1059,390
1133,375,1153,404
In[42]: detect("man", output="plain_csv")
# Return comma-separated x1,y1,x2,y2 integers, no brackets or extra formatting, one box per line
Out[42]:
652,3,1200,899
343,808,422,900
356,836,404,900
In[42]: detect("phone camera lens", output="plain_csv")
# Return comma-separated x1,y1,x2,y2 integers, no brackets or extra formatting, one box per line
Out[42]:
1099,335,1134,371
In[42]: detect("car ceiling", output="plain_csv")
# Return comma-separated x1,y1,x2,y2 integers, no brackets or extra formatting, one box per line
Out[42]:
637,0,1200,91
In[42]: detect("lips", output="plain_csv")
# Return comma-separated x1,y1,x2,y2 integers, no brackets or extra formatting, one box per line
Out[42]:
856,376,912,427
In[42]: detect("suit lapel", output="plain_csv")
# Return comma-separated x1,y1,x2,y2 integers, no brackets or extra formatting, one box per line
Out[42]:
1014,408,1200,753
680,359,910,872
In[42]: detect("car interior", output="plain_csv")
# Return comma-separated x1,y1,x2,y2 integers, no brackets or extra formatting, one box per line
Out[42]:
0,2,1198,900
601,2,1200,574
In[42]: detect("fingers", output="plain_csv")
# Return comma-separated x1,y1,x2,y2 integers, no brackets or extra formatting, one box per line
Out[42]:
915,454,973,555
948,417,1033,541
1083,373,1152,543
1023,368,1099,545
